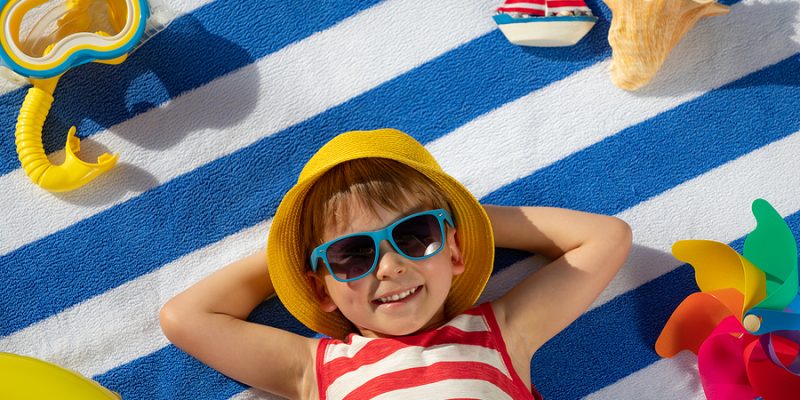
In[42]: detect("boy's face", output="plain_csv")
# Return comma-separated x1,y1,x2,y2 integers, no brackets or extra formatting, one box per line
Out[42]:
308,200,465,338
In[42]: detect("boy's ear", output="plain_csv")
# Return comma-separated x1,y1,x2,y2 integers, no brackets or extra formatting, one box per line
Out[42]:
306,271,338,313
447,228,465,276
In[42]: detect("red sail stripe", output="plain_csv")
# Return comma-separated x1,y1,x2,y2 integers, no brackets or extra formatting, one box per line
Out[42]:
497,0,546,15
498,0,590,13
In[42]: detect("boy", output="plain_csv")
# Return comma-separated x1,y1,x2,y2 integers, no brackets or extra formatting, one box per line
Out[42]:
160,129,632,399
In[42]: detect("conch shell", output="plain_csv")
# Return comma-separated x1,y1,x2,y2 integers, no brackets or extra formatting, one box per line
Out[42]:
605,0,729,91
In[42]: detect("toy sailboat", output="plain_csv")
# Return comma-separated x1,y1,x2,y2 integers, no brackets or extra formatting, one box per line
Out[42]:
493,0,598,47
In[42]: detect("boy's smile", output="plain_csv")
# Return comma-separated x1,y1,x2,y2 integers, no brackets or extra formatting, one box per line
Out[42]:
309,200,465,338
372,284,421,305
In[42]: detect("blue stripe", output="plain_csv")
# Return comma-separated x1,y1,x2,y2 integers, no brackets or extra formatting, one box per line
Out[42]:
0,0,383,176
0,9,615,336
95,346,246,400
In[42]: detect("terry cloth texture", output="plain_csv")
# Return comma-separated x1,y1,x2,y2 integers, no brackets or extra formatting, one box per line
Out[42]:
0,0,798,399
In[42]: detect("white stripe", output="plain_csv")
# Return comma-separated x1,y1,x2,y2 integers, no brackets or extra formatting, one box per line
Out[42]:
584,352,704,400
0,219,272,377
325,335,374,361
431,0,800,199
0,0,498,257
446,313,491,332
0,0,211,96
327,344,510,399
372,379,513,400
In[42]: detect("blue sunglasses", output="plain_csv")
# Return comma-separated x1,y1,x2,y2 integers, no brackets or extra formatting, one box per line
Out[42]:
310,209,454,282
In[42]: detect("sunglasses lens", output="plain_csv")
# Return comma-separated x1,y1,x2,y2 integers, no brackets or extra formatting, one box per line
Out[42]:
392,214,443,258
326,235,376,280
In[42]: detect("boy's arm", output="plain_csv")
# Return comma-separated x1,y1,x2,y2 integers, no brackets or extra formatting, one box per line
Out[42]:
159,249,317,400
484,205,632,356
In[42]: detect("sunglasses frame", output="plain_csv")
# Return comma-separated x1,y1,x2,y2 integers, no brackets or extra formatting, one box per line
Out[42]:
310,208,454,282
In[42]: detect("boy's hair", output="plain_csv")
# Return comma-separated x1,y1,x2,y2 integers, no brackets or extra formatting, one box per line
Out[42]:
300,158,453,266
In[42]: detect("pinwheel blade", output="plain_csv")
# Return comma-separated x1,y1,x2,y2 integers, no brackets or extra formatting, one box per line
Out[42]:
656,289,744,357
744,334,800,400
744,199,798,311
697,316,759,400
673,240,766,315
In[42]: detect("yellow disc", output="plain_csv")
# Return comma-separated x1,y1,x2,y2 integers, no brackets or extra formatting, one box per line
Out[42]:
0,353,120,399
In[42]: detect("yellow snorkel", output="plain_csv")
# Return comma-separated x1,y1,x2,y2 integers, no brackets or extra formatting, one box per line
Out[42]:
0,0,172,191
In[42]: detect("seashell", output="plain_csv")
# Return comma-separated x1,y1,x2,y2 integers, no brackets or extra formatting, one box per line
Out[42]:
604,0,729,91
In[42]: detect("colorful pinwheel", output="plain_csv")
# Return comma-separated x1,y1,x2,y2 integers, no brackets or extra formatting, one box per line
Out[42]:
656,199,800,400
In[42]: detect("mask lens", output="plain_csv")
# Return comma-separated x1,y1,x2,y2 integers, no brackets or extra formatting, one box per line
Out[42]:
19,0,123,58
391,214,443,258
325,235,376,281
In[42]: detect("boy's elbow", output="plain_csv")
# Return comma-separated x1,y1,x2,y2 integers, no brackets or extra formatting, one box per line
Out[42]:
617,217,633,244
609,216,633,255
159,299,188,345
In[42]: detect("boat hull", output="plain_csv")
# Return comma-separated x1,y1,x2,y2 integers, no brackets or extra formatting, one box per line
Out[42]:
493,14,597,47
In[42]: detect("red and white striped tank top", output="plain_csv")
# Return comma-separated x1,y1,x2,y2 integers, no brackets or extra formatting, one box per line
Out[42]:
315,303,543,399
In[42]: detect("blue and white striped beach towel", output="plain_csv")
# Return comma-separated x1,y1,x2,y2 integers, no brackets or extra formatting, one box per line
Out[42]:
1,0,799,398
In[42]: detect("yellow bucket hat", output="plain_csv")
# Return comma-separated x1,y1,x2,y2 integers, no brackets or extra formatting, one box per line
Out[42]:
267,129,494,339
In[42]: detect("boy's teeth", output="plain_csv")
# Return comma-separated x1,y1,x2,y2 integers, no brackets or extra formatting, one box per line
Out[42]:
379,287,417,303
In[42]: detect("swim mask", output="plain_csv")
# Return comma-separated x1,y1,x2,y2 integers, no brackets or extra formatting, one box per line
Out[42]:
0,0,172,79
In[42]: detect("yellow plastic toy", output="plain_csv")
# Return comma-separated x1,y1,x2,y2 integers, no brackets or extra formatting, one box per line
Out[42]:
0,0,173,191
0,352,121,399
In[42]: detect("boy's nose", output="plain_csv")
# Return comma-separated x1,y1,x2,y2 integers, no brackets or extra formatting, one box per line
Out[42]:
375,241,407,280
